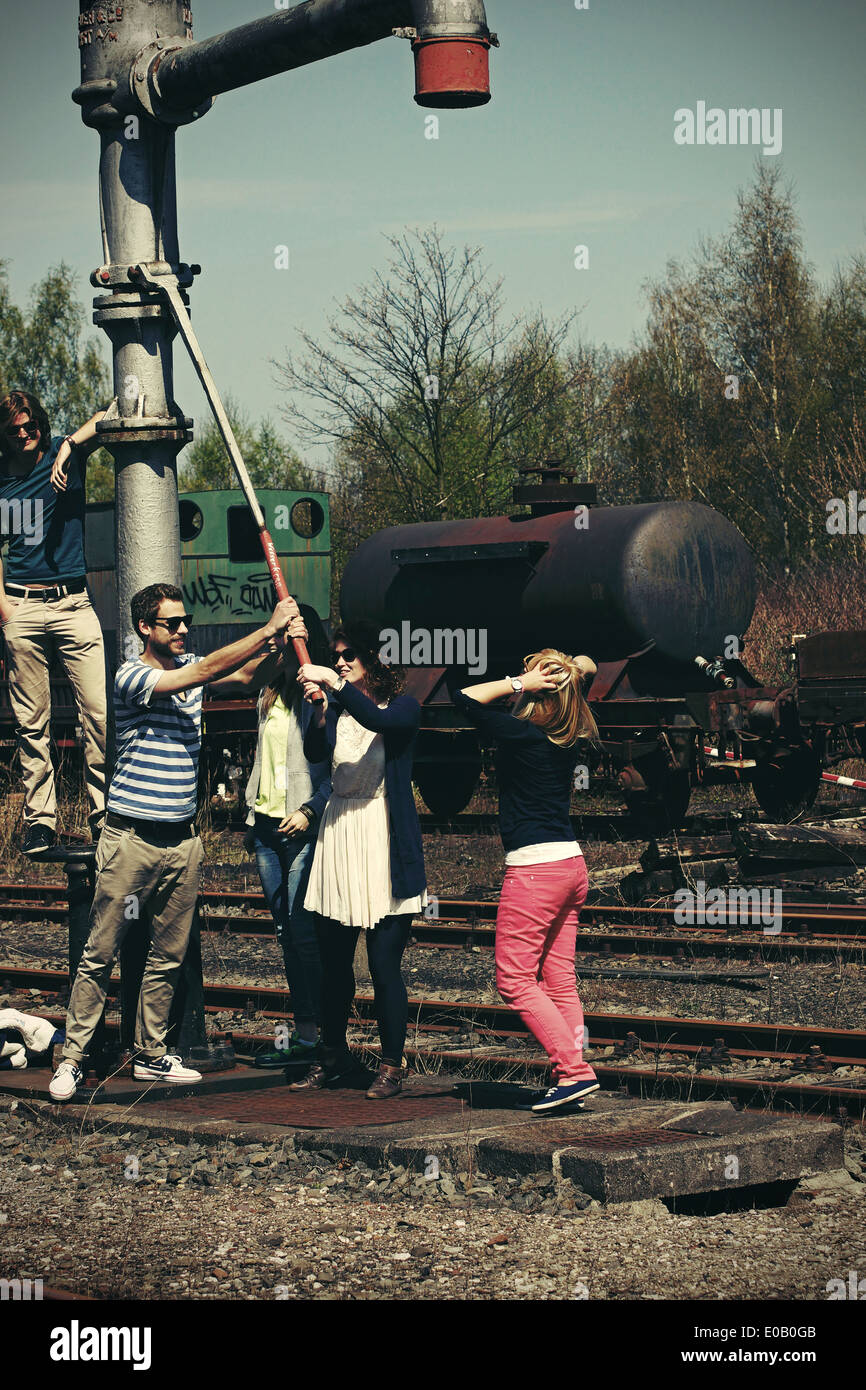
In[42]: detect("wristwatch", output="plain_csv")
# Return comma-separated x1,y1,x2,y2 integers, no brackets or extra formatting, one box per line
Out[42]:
508,676,524,694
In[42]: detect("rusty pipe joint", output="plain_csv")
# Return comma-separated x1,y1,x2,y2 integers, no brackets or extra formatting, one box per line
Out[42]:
133,39,215,126
406,0,496,107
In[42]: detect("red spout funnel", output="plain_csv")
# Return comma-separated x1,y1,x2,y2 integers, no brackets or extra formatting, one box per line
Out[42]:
413,36,491,108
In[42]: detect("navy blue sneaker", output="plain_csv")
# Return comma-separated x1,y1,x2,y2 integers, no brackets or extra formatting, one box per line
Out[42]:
531,1080,600,1113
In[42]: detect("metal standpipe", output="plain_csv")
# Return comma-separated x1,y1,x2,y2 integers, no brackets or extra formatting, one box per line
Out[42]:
73,0,493,1066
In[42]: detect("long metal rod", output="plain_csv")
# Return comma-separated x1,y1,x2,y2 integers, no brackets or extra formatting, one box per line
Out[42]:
132,264,315,677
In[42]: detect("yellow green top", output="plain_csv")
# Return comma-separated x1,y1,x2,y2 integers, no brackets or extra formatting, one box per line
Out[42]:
255,695,292,818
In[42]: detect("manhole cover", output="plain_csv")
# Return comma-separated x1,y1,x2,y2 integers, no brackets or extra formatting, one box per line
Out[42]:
133,1086,464,1129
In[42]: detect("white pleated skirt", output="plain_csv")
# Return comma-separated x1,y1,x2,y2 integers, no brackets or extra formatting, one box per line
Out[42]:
304,792,426,930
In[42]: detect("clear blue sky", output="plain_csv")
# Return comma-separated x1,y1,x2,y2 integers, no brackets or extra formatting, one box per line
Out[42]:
2,0,864,474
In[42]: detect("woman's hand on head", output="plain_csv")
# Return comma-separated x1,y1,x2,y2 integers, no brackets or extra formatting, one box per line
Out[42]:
521,662,561,695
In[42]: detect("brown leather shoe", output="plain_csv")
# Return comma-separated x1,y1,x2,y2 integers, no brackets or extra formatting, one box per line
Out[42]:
365,1061,403,1099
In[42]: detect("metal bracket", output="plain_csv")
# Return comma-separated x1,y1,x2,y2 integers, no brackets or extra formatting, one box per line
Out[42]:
132,40,214,126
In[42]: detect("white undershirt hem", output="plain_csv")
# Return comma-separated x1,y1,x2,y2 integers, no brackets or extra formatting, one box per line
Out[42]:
504,841,583,867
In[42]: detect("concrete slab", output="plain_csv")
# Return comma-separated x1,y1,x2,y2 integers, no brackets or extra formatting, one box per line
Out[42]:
5,1069,844,1204
477,1102,843,1202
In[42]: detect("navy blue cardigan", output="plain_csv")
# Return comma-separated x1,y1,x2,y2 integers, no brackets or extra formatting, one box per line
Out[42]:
303,681,426,900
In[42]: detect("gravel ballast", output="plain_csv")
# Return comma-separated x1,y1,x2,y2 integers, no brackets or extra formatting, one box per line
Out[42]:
1,1097,864,1302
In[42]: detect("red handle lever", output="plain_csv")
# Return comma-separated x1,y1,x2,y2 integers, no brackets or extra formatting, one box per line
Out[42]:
259,527,322,701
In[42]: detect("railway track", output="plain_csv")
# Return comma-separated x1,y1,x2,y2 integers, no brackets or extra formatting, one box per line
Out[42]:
2,964,863,1115
2,881,864,961
208,802,866,839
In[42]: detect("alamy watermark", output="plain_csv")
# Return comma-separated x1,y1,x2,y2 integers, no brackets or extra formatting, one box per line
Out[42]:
0,498,43,546
673,879,782,935
50,1322,152,1369
379,623,487,676
826,492,866,535
0,1276,43,1300
674,102,782,157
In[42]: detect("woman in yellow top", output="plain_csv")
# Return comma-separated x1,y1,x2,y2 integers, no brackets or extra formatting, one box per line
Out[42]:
240,605,332,1067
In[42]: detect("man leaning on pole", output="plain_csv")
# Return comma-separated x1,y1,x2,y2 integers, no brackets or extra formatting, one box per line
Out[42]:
50,582,301,1098
0,391,108,854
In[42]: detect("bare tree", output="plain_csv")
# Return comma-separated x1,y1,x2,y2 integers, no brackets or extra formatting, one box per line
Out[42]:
272,226,583,524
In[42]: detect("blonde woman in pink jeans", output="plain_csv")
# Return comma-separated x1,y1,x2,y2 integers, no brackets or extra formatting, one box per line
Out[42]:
454,650,600,1112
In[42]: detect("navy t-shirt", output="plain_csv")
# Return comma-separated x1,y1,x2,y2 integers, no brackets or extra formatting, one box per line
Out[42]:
454,689,581,853
0,436,87,583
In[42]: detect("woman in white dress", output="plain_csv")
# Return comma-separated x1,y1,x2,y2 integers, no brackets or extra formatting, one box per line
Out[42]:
292,624,427,1099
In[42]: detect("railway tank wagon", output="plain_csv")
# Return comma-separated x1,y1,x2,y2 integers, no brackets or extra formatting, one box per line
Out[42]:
341,469,859,825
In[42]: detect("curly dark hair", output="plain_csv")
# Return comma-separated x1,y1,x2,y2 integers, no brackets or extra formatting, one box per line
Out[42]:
333,621,405,704
0,391,51,463
131,583,184,647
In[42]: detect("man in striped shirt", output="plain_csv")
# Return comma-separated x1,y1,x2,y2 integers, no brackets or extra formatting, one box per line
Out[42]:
50,582,300,1099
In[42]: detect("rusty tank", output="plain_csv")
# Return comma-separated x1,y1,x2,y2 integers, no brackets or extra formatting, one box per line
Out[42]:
341,500,756,670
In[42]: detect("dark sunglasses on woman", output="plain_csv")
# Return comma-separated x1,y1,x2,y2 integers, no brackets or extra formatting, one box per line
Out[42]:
331,647,357,667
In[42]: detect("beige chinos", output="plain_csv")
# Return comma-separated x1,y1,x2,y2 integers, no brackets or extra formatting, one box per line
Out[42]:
61,822,204,1065
2,590,107,834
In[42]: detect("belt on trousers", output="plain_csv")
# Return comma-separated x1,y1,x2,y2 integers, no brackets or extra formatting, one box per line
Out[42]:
105,811,197,842
5,577,87,601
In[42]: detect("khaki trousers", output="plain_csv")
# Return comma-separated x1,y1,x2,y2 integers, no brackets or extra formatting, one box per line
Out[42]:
2,589,107,834
62,822,204,1064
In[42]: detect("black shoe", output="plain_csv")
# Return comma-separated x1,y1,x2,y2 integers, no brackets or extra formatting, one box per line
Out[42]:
514,1085,586,1113
21,825,57,857
288,1051,354,1091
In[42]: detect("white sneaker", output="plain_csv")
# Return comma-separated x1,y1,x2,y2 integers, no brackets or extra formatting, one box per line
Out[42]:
49,1061,84,1101
133,1054,203,1084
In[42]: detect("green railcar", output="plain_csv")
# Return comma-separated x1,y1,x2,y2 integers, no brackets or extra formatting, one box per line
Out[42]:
0,488,331,778
86,487,331,652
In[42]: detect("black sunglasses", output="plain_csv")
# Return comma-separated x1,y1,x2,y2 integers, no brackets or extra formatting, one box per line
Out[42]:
331,646,358,667
6,422,40,440
153,615,194,634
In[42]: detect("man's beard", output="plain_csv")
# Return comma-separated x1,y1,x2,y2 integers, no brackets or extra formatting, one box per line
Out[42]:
150,635,182,661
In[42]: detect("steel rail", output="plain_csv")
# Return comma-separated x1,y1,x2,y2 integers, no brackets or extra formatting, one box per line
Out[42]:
3,966,863,1066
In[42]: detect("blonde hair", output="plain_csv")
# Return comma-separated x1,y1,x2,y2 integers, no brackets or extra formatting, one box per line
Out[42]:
513,649,599,748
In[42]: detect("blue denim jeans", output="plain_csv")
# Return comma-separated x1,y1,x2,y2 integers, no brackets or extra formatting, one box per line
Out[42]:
253,814,322,1025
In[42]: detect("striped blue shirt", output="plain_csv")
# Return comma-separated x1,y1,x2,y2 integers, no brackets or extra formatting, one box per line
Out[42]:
107,653,203,821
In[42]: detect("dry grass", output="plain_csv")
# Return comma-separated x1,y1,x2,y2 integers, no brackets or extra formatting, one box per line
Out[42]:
747,561,866,686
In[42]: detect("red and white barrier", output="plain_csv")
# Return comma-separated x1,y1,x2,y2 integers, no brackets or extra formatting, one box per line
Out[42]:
703,746,866,793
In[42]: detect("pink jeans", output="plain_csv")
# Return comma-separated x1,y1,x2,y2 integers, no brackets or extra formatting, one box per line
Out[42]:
495,855,596,1082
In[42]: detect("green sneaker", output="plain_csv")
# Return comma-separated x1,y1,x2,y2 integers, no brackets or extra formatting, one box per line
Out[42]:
254,1035,320,1069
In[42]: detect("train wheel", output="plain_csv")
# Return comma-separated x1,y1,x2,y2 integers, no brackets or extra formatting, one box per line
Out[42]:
414,733,482,819
751,746,820,821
